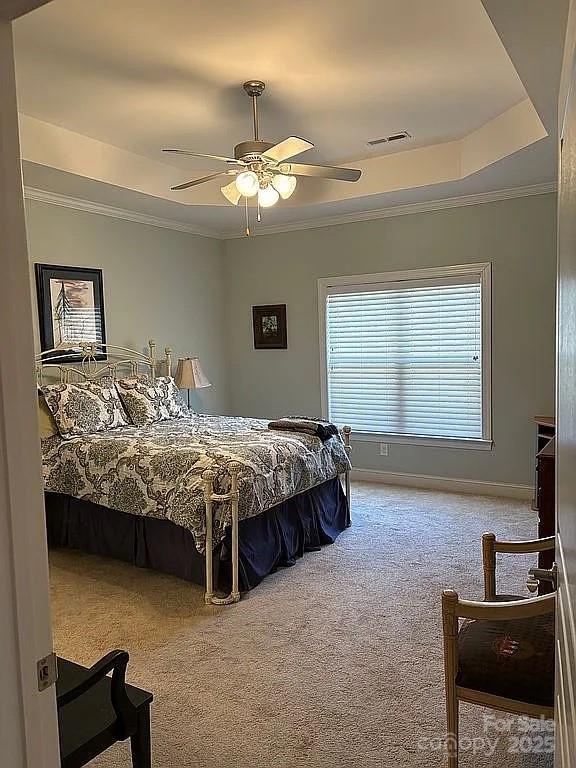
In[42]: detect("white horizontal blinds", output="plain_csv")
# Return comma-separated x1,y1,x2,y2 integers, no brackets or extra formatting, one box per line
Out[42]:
326,275,483,438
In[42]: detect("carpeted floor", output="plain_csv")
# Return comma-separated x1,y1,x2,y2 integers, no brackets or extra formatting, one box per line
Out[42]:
49,483,554,768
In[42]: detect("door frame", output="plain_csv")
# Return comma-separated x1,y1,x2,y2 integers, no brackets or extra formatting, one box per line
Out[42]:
3,1,576,767
556,1,576,764
0,2,59,766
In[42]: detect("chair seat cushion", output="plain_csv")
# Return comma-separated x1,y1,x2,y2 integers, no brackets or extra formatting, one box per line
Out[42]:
456,611,555,707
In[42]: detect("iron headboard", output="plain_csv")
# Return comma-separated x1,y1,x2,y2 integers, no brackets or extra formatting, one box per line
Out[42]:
35,339,172,385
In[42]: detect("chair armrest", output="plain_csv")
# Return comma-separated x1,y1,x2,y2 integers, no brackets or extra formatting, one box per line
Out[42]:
57,650,137,739
443,589,555,622
481,533,556,600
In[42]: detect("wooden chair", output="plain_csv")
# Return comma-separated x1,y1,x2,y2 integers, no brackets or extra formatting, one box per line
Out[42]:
56,651,153,768
481,532,556,599
442,534,556,768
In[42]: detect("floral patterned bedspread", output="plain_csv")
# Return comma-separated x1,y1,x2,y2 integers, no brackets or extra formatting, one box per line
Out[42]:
41,414,351,553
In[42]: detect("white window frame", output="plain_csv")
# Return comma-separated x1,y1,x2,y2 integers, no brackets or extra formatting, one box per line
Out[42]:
318,263,493,450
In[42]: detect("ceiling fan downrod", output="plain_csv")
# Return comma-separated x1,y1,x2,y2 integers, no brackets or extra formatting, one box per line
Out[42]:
243,80,265,141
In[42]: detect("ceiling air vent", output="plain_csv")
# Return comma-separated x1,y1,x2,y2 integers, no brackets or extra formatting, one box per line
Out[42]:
367,131,412,147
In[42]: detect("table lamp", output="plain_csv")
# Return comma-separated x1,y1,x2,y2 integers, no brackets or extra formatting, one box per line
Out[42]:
174,357,211,408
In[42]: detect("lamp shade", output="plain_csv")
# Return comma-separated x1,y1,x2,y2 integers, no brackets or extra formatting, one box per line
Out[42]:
174,357,211,389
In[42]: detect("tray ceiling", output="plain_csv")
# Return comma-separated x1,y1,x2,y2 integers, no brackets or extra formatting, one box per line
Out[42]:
13,0,564,235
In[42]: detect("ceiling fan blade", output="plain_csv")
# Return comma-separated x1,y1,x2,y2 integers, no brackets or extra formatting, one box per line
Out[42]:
171,171,233,191
221,180,242,205
262,137,314,163
163,148,242,165
280,162,361,182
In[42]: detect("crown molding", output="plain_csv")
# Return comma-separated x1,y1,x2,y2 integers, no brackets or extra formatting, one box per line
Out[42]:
23,186,221,239
23,181,557,241
221,181,558,238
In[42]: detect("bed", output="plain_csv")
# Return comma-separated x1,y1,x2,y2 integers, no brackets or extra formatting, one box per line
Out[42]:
38,341,352,605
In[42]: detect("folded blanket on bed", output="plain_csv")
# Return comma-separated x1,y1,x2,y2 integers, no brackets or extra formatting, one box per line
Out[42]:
268,416,339,442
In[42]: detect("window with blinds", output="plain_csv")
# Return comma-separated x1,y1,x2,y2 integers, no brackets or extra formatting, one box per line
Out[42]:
322,266,490,442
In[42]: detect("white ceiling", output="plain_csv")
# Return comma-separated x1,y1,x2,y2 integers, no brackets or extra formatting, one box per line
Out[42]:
14,0,528,163
13,0,567,236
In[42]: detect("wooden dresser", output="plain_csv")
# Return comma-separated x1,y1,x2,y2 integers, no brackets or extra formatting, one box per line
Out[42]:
533,416,555,582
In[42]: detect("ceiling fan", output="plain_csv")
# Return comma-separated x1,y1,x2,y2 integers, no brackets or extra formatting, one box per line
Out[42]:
163,80,362,216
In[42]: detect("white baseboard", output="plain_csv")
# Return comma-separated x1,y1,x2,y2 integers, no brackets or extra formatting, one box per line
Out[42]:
350,468,533,500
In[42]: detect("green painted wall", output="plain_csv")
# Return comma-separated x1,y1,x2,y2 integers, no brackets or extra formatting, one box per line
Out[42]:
223,194,557,486
25,199,229,414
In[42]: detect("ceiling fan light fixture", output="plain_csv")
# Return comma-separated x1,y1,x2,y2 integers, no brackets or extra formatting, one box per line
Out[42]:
235,170,259,197
258,184,279,208
272,173,297,200
221,182,242,205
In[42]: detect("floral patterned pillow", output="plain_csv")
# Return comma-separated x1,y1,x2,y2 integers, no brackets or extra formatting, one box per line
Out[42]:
115,376,188,425
41,381,130,438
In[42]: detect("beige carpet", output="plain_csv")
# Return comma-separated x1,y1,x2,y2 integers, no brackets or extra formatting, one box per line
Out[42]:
50,482,554,768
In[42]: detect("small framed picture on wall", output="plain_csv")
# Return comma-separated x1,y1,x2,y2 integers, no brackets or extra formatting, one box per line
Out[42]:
252,304,287,349
35,264,107,363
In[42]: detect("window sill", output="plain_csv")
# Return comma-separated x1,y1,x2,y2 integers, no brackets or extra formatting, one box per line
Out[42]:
350,432,493,451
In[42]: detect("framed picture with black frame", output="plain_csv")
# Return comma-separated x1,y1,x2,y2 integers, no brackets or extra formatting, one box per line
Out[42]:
252,304,287,349
35,264,107,363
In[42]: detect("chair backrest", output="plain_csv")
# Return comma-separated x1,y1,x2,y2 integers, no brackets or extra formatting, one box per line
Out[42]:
57,650,138,740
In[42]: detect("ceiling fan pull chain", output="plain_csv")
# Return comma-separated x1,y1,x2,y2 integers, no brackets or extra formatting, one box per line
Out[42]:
245,196,251,237
257,198,261,223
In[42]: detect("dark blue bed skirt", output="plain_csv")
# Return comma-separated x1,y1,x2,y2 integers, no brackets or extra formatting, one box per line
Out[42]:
45,477,349,592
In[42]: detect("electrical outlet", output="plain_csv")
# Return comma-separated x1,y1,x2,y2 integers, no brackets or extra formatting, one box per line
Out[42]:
379,443,389,456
